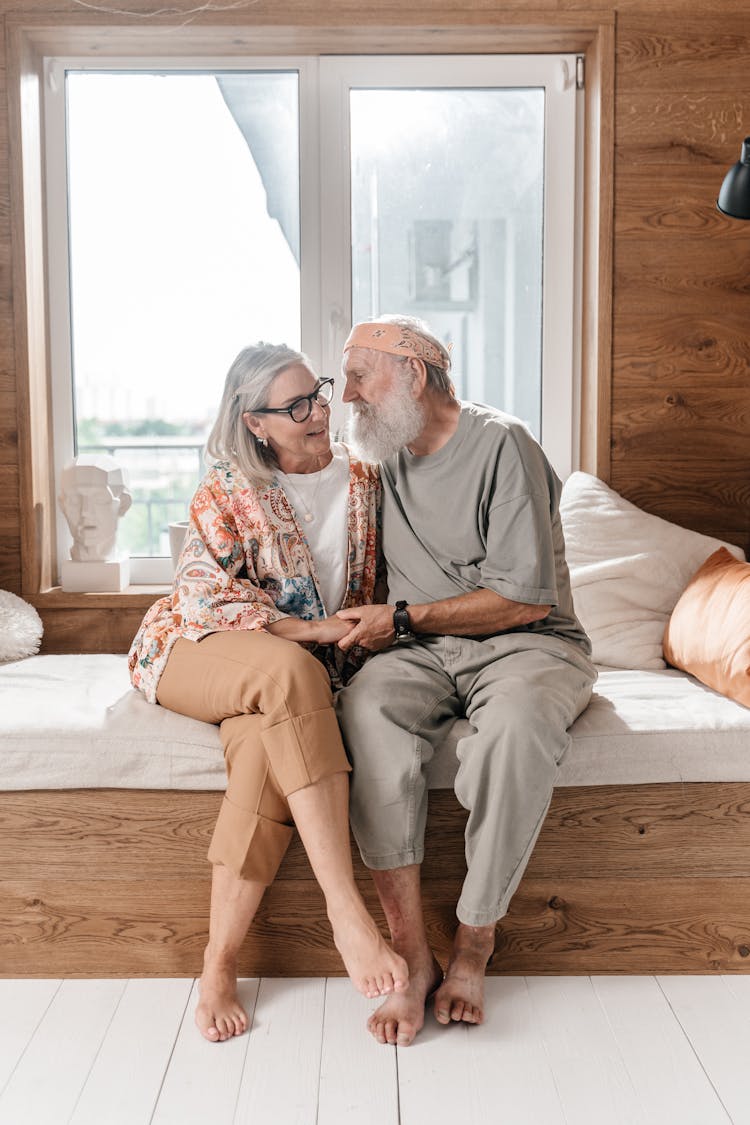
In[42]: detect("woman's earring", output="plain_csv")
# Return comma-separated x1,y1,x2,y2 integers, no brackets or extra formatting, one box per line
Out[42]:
257,435,268,448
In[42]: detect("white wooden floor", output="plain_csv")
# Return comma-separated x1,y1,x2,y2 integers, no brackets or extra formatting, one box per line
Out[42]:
0,975,748,1124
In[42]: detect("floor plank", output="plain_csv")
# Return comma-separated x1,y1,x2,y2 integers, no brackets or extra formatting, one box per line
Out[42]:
658,976,750,1125
526,976,646,1124
317,979,399,1125
69,978,194,1125
151,978,259,1125
0,979,61,1094
396,1006,475,1124
0,979,126,1125
592,976,730,1124
398,977,568,1125
467,978,567,1124
1,976,749,1124
233,977,326,1125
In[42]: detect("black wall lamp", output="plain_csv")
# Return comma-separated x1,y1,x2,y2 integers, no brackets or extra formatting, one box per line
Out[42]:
717,137,750,219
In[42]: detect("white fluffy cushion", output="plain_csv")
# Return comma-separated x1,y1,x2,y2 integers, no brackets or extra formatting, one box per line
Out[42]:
0,590,44,663
560,473,745,670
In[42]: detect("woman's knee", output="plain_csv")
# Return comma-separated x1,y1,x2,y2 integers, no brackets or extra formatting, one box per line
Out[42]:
224,634,334,719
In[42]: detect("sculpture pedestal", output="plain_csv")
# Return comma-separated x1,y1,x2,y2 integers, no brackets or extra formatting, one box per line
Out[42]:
61,557,130,593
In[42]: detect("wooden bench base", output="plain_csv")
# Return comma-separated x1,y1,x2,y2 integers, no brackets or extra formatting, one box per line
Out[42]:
2,783,750,976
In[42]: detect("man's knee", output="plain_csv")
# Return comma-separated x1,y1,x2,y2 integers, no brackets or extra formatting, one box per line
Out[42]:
335,680,385,744
463,695,568,777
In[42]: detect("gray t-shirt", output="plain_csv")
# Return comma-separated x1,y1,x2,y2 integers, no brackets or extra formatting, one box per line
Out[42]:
380,401,590,654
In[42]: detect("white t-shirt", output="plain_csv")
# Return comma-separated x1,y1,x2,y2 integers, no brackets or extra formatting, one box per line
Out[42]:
276,443,350,614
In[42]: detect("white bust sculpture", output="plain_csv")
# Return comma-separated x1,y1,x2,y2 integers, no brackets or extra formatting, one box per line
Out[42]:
59,454,132,563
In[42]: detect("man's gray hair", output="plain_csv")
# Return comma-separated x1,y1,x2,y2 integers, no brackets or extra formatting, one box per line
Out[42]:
373,314,453,394
205,343,311,487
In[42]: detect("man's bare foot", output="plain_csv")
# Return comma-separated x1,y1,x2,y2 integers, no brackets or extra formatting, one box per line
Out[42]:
368,947,443,1047
195,948,249,1043
434,922,495,1026
330,905,410,999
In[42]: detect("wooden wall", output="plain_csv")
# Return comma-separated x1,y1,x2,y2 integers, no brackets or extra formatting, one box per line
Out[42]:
612,13,750,546
1,2,748,653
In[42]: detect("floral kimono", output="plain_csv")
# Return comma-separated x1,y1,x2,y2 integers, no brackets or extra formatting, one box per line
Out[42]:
129,448,380,704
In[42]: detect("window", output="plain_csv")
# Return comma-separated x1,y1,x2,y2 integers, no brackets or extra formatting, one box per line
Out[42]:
44,53,580,584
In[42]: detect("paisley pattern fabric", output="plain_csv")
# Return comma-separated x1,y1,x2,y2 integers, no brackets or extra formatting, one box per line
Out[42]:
343,321,450,370
128,447,380,703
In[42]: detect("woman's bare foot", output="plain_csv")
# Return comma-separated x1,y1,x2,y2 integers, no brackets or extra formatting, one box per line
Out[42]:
330,904,410,998
368,945,443,1047
195,948,249,1043
434,922,495,1026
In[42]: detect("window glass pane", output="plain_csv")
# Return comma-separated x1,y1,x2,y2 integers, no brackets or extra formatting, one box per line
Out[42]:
350,88,544,437
66,71,300,558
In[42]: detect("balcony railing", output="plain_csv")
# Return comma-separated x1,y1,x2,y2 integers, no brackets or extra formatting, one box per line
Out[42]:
80,438,206,557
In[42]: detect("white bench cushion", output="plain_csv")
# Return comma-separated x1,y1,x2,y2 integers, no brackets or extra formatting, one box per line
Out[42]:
1,655,749,791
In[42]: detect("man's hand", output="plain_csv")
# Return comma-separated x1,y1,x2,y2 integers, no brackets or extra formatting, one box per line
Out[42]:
336,605,395,652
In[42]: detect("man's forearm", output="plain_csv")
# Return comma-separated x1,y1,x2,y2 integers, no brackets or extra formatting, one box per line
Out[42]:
336,588,551,652
408,588,550,637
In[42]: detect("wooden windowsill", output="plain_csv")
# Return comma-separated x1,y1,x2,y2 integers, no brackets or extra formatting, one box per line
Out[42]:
28,586,169,610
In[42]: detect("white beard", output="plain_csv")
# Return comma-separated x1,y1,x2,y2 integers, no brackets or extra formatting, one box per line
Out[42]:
349,378,425,462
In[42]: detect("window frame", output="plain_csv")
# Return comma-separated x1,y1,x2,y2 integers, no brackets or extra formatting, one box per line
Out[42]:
318,53,579,477
8,19,614,606
44,56,323,583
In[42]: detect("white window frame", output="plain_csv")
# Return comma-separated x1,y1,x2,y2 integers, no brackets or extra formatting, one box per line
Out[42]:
43,52,581,585
319,54,580,478
44,56,322,583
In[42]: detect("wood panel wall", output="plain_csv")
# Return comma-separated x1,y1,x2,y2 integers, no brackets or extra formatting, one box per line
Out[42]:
612,14,750,546
1,1,748,652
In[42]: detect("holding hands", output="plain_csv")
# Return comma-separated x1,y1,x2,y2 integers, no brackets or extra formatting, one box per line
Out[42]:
335,605,396,653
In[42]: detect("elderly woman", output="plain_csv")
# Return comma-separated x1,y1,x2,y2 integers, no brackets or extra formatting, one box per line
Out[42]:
129,343,407,1043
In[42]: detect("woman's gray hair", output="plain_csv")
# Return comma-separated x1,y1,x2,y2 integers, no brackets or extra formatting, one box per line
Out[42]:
205,343,312,487
374,314,453,394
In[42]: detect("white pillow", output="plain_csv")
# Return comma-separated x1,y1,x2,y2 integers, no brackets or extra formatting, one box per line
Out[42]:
560,472,745,670
0,590,44,663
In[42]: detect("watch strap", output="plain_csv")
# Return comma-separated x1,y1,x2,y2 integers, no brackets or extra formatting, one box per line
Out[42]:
393,600,414,642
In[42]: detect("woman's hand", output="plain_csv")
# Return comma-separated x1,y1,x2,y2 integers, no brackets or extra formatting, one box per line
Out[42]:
309,616,359,645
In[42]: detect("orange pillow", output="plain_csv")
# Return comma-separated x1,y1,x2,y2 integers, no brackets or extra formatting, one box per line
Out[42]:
663,547,750,708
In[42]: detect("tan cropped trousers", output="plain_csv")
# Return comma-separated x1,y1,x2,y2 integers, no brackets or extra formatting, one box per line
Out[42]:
156,631,350,884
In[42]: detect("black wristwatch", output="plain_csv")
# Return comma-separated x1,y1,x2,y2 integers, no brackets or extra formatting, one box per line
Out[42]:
393,600,415,644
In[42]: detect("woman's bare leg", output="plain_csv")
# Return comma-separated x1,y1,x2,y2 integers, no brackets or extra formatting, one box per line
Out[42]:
288,771,409,999
196,864,265,1042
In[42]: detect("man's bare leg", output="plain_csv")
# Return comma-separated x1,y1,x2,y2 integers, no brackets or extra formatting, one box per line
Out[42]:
197,864,265,1042
433,922,496,1026
366,865,444,1047
288,771,409,1000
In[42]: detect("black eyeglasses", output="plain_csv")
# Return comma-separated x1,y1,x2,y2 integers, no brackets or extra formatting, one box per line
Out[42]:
249,378,335,424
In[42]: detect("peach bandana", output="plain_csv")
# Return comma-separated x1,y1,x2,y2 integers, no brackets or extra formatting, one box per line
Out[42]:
343,322,450,371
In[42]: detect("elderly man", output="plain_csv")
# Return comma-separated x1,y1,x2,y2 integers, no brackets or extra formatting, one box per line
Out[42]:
335,314,595,1047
